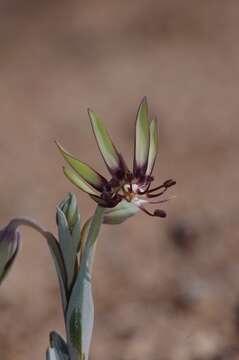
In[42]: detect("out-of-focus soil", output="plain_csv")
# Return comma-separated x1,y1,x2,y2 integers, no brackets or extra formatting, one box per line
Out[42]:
0,1,239,359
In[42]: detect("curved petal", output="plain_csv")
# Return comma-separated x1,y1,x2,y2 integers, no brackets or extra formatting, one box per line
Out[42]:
145,117,158,176
133,97,150,178
103,200,139,224
63,167,99,196
57,142,108,192
88,110,127,179
89,195,118,208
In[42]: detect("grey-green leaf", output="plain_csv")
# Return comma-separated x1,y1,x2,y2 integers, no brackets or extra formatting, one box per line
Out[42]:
69,307,83,354
46,347,69,360
57,208,77,291
46,232,68,313
66,206,105,360
0,237,20,285
50,331,69,358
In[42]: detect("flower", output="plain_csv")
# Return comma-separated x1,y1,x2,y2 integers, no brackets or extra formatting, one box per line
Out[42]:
0,223,20,284
57,97,176,219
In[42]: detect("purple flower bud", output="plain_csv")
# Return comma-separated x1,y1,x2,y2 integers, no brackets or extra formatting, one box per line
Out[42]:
0,223,20,284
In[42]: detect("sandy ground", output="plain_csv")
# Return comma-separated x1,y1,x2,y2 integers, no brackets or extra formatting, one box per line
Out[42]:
0,1,239,359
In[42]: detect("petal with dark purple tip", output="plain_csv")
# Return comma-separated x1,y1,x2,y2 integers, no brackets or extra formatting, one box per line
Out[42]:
57,142,108,192
88,110,127,178
133,97,150,178
63,167,99,196
89,194,121,208
146,117,158,177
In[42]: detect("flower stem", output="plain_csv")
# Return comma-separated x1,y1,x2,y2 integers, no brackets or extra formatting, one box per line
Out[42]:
7,217,50,240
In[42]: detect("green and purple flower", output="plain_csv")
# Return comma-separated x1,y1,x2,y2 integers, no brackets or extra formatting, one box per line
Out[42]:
57,98,176,219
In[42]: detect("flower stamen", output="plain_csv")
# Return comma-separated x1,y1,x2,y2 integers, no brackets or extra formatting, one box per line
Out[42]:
139,206,167,218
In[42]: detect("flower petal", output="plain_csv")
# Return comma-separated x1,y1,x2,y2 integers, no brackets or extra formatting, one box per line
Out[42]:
88,110,127,178
133,97,150,178
145,117,158,176
90,194,121,208
57,142,108,192
103,200,139,224
63,167,99,196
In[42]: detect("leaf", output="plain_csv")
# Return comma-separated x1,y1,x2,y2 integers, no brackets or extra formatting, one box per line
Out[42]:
57,208,77,291
146,118,158,176
46,348,58,360
46,347,69,360
72,216,81,256
56,142,108,191
69,307,83,354
89,110,126,177
63,167,99,196
50,331,69,358
46,232,68,314
133,97,150,177
78,218,91,255
66,206,105,360
60,193,78,232
0,235,20,285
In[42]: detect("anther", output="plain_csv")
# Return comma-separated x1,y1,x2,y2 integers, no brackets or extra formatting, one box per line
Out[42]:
154,209,167,218
164,179,176,188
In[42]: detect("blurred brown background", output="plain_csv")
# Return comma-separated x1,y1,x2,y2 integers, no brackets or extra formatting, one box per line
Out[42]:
0,1,239,359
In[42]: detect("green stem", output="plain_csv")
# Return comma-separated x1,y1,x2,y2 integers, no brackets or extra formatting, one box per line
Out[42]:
6,217,67,318
8,217,49,240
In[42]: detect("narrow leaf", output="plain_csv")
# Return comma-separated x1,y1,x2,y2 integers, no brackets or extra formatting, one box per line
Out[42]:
69,307,83,354
72,216,81,256
78,218,91,255
50,331,69,357
59,193,78,232
46,348,58,360
0,236,20,284
46,232,68,314
66,206,105,360
46,347,69,360
57,208,77,291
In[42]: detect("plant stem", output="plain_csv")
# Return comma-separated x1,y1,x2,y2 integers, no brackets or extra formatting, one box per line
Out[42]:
8,217,49,239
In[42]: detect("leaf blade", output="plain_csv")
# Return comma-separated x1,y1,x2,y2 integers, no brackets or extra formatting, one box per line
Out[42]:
50,331,69,357
57,208,77,292
46,232,68,313
66,206,105,360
